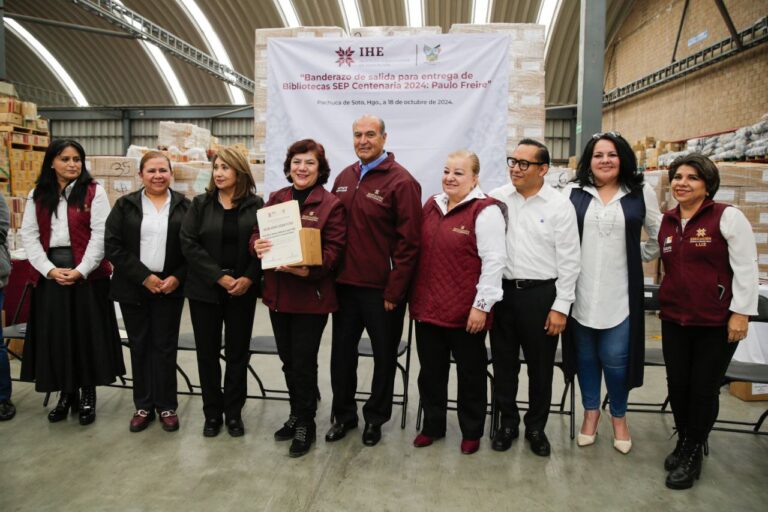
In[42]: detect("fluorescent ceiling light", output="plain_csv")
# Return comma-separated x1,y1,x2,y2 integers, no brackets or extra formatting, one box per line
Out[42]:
113,0,189,106
275,0,301,28
537,0,559,39
177,0,245,104
339,0,362,32
4,18,89,107
405,0,423,27
472,0,492,24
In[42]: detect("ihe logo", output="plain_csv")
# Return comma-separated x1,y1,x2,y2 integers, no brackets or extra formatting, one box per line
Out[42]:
336,47,354,66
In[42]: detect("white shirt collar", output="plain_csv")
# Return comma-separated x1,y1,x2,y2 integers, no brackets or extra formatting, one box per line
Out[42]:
498,181,554,202
434,186,487,215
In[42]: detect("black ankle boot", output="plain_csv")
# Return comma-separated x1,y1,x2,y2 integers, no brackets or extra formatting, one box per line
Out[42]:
289,421,316,458
664,433,686,471
79,386,97,426
274,415,298,441
48,392,79,423
665,440,703,490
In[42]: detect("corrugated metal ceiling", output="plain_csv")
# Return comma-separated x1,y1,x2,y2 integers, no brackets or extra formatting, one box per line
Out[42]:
5,0,636,107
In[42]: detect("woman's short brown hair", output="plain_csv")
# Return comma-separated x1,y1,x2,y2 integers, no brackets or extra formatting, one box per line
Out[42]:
282,139,331,186
668,153,720,198
207,146,256,204
139,150,172,173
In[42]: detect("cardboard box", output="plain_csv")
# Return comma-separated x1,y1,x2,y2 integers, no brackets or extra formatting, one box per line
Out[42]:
290,228,322,267
730,381,768,401
89,156,139,177
0,113,23,125
0,97,21,114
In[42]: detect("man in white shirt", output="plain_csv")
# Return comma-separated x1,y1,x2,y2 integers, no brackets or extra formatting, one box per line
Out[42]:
489,139,580,457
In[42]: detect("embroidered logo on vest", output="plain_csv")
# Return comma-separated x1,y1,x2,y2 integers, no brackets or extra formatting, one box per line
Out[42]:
690,228,712,247
452,225,470,235
335,186,348,193
301,211,319,222
663,235,673,253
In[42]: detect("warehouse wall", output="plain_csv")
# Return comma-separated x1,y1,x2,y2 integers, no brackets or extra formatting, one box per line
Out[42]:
602,0,768,142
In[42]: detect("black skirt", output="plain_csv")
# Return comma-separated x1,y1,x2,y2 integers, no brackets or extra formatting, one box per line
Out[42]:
20,248,125,392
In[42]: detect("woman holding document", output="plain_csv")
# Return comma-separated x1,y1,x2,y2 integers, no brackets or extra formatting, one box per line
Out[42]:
251,139,346,458
180,146,263,438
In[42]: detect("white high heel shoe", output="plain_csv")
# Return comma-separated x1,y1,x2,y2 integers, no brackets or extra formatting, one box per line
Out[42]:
577,412,600,447
577,430,597,447
612,417,632,454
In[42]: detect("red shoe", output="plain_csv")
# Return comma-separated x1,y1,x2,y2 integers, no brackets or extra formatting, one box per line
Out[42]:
461,439,480,454
129,409,155,432
159,410,180,432
413,433,435,447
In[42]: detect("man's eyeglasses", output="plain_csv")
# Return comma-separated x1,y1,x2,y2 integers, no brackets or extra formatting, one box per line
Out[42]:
592,131,622,139
507,157,545,171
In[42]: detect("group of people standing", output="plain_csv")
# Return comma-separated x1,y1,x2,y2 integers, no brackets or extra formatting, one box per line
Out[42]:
1,115,758,491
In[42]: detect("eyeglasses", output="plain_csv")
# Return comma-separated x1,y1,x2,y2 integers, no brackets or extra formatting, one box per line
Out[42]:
592,131,622,139
507,157,544,171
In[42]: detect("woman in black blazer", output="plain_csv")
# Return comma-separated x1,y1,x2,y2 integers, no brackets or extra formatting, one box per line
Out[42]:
180,146,263,438
105,151,190,433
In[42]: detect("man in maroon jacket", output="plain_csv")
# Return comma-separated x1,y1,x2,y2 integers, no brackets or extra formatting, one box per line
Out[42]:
326,114,422,446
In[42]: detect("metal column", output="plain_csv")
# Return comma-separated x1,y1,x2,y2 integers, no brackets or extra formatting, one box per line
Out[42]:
576,0,606,156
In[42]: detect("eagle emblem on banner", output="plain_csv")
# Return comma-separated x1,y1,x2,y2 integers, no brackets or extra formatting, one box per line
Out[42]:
423,44,441,62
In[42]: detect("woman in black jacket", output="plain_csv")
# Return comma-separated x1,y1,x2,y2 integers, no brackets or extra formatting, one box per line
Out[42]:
105,151,190,433
180,146,263,438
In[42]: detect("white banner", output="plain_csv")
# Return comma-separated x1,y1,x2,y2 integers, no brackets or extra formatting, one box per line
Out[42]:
265,34,510,200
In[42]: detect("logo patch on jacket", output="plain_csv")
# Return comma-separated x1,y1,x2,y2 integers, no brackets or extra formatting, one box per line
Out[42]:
301,212,319,222
663,235,673,253
452,225,471,235
335,186,348,193
690,228,711,247
366,189,385,202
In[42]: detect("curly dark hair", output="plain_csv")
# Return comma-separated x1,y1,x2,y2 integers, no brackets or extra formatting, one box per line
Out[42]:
573,132,643,194
282,139,331,186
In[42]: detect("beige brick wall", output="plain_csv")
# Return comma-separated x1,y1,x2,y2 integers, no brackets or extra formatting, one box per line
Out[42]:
602,0,768,142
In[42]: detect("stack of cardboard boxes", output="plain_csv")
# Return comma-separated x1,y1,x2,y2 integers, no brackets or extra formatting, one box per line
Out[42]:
88,156,140,206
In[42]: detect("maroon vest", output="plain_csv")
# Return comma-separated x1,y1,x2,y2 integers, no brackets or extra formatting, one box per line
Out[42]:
410,196,500,330
30,181,112,285
658,200,732,326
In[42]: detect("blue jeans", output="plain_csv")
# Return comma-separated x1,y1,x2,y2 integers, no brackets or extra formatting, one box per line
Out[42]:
0,290,10,401
573,316,630,417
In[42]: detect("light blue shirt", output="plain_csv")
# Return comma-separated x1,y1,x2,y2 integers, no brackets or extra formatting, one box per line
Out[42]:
359,151,388,179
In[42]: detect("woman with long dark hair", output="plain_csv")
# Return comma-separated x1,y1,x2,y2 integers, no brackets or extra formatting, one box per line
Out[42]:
20,139,124,425
180,146,263,438
564,132,661,454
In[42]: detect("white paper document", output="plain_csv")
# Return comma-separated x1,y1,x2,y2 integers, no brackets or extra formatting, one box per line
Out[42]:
256,200,303,269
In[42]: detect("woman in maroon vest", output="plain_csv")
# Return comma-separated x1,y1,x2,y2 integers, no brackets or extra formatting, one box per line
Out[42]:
658,153,758,490
251,139,346,458
20,139,124,425
410,150,507,454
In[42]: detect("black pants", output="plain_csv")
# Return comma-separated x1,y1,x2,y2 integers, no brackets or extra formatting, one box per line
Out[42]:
330,285,406,425
661,320,737,443
489,281,559,432
121,295,184,411
269,310,328,423
189,289,257,421
415,321,488,439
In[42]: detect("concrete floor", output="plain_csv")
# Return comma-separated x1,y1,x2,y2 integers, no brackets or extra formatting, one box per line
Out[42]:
1,307,767,512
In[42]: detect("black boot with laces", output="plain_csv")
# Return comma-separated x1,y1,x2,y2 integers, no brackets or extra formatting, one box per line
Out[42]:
664,432,686,471
48,392,79,423
274,415,298,441
289,421,316,458
665,439,703,490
